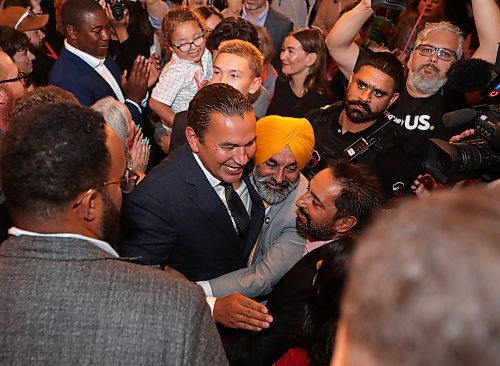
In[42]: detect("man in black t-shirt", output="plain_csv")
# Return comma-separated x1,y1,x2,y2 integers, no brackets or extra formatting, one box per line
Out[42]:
326,0,500,180
304,52,411,199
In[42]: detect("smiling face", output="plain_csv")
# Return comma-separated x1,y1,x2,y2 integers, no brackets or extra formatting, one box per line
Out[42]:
345,65,398,123
13,49,35,74
69,10,111,59
418,0,446,19
170,20,206,64
280,35,316,78
211,52,261,96
253,145,300,204
407,30,459,94
187,111,257,184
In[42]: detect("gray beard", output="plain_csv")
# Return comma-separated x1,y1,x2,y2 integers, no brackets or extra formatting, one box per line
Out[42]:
407,68,447,94
253,166,299,205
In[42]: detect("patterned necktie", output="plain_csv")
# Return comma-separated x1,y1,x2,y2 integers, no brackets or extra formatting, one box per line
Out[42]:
221,182,251,235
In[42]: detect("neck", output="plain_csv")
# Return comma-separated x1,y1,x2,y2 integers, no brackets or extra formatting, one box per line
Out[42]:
290,72,308,97
245,2,267,19
339,109,376,134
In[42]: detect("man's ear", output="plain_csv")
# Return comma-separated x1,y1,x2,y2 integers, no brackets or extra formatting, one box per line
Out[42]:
185,126,200,153
335,216,358,234
388,92,400,109
73,190,100,223
248,76,262,96
66,25,77,42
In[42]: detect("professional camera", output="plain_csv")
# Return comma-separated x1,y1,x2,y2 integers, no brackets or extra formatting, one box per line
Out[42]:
423,106,500,183
108,0,126,21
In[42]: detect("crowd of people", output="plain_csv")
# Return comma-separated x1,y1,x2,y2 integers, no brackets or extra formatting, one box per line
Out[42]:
0,0,499,364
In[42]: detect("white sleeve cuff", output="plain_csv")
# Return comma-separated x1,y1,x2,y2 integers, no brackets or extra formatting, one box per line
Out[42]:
205,296,217,316
197,280,213,296
126,98,142,114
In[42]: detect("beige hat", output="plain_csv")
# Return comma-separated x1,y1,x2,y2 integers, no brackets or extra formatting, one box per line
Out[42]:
0,6,48,32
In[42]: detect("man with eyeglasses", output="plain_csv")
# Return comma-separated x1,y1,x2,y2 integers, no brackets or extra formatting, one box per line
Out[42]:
0,102,228,365
326,0,500,186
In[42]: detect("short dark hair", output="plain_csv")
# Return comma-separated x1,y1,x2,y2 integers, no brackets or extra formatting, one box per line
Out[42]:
10,86,80,121
0,103,110,221
355,51,404,93
329,160,383,231
207,17,260,51
0,26,30,58
61,0,102,30
187,83,253,140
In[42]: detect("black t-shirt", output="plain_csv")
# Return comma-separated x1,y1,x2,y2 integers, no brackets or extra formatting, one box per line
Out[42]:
304,103,412,200
266,75,335,118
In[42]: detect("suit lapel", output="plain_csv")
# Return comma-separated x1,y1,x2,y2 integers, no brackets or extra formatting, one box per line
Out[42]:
182,147,239,243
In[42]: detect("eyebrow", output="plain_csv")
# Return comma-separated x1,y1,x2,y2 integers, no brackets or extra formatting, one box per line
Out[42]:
268,157,298,167
309,189,324,208
356,77,389,96
219,137,256,147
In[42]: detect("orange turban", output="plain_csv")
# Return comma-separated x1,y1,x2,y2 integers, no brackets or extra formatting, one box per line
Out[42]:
254,115,315,170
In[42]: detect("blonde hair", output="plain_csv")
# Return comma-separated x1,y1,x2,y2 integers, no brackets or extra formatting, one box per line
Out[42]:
217,39,264,78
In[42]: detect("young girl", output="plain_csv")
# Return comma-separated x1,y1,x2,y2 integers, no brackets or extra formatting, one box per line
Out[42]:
150,7,212,129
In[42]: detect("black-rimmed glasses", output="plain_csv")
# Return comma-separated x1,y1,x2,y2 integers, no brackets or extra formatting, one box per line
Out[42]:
0,72,28,87
415,44,457,62
73,168,140,208
172,33,205,53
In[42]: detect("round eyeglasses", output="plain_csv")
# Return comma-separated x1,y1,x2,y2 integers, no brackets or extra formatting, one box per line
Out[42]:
172,33,205,53
415,44,457,62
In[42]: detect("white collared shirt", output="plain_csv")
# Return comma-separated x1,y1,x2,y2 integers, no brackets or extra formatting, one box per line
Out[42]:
8,227,119,257
64,40,125,102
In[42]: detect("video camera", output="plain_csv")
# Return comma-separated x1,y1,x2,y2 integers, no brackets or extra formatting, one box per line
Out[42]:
423,105,500,183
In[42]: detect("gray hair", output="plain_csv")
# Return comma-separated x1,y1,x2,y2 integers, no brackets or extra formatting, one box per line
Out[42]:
414,21,464,60
91,97,130,148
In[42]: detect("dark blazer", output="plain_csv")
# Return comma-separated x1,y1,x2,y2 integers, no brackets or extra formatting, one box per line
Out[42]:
264,7,294,71
49,47,141,123
0,235,228,365
223,244,330,366
119,145,265,281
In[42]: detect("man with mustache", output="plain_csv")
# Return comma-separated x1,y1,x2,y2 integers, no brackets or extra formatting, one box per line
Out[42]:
224,161,384,365
327,0,500,186
304,51,410,199
199,115,314,327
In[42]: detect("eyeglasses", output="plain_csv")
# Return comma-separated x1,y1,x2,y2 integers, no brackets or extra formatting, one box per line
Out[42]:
73,168,140,208
0,72,28,87
172,33,205,53
415,44,457,62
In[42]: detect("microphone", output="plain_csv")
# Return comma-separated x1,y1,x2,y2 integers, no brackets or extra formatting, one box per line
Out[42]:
442,108,478,128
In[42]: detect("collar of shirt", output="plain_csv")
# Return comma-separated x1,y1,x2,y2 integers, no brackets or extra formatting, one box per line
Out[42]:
64,39,105,69
304,239,331,256
8,226,119,258
193,152,221,189
242,1,269,26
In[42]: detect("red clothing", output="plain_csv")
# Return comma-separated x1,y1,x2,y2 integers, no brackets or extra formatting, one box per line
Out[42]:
274,347,311,366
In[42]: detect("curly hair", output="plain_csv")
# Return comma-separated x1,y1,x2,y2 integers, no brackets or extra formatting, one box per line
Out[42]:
161,6,206,47
0,103,110,221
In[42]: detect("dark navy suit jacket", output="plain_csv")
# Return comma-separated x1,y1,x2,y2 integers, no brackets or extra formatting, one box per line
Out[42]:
119,145,265,282
49,47,141,123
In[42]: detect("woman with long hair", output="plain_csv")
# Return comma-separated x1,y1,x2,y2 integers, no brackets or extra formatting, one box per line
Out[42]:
266,28,335,118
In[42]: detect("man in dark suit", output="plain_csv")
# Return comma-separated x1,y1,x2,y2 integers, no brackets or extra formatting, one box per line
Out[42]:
120,83,265,281
48,0,149,123
0,103,227,365
223,161,384,365
241,0,293,70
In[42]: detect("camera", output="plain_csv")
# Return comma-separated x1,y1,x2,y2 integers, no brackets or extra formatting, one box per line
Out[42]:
372,0,408,11
108,0,126,21
423,106,500,183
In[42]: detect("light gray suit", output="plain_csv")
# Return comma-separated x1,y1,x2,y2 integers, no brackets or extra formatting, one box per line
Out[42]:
0,235,228,366
208,175,308,298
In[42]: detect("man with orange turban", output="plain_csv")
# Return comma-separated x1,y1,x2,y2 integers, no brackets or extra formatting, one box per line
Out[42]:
199,115,315,313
